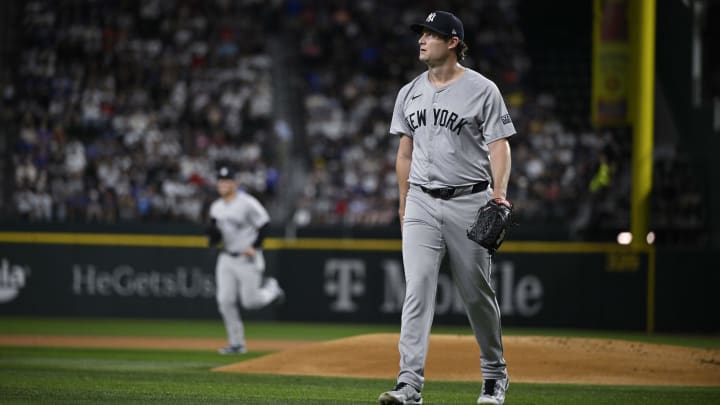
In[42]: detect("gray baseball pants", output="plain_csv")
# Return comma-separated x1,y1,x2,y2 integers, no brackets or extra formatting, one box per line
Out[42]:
215,251,276,347
397,185,507,391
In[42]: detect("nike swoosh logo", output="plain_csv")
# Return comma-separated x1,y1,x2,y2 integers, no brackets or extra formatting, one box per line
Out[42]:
411,94,422,100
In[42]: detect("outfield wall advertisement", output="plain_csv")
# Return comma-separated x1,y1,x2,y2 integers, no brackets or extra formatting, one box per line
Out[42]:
0,237,649,330
276,250,646,330
0,245,221,319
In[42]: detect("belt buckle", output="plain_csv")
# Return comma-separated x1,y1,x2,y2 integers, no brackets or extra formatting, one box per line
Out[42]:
437,187,455,200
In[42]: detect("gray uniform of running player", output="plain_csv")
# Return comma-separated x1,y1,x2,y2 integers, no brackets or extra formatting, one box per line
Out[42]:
390,68,516,389
209,191,282,350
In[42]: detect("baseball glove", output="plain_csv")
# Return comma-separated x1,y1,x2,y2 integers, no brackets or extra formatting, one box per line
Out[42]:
466,198,513,254
204,218,222,247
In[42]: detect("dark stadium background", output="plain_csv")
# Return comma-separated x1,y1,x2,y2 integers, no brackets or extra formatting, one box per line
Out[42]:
0,0,717,332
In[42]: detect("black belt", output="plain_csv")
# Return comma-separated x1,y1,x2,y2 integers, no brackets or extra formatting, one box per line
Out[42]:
419,181,489,200
221,249,241,257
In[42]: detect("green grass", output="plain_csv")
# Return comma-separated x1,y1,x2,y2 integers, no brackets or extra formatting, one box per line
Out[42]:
0,316,476,340
0,317,719,404
1,346,719,405
2,316,718,348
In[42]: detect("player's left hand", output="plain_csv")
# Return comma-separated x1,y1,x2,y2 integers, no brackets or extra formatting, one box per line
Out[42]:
466,198,514,254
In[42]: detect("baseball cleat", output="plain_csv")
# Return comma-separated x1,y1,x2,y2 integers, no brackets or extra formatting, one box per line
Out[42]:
272,287,286,306
217,344,247,355
378,382,423,405
477,377,509,404
264,277,286,306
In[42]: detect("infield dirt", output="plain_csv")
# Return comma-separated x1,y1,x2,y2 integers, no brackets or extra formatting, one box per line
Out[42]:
214,333,720,387
2,333,719,386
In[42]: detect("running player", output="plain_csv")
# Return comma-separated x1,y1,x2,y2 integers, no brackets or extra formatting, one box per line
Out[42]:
206,165,285,355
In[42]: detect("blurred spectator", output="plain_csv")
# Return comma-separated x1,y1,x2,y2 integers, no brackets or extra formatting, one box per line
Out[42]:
9,0,281,224
6,0,707,246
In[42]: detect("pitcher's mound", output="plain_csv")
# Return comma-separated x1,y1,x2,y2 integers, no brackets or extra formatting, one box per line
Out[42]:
213,333,720,386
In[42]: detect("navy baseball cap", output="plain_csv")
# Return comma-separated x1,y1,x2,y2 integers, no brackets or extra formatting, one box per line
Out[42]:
411,11,464,41
217,166,236,180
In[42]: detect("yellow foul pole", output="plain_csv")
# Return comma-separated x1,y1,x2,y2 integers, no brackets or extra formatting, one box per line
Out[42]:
631,0,655,249
630,0,657,334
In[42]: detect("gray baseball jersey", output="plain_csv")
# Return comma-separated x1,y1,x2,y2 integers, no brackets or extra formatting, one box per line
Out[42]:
209,191,269,254
390,68,516,391
390,68,516,188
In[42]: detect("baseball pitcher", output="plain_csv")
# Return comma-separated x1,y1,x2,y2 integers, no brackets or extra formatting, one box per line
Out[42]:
379,10,515,405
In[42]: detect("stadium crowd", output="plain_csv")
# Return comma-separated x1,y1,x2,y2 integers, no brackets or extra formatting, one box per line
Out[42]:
9,0,281,223
285,0,631,230
4,0,706,243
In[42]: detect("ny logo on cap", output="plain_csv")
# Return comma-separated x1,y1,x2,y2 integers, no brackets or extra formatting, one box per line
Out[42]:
426,12,436,22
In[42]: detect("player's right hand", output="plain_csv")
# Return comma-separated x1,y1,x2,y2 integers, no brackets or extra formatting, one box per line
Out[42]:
242,246,257,258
